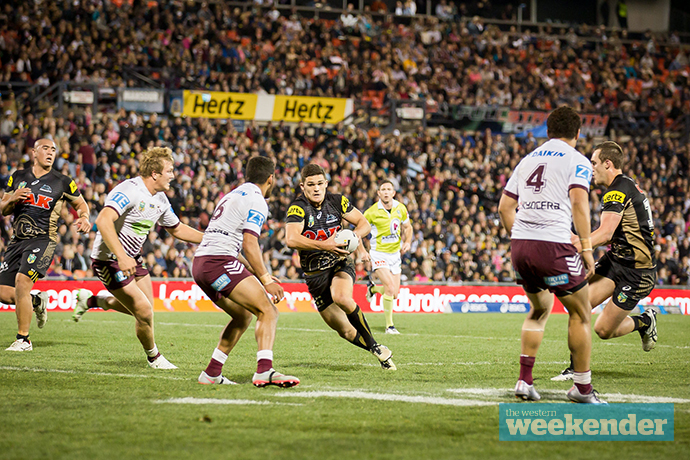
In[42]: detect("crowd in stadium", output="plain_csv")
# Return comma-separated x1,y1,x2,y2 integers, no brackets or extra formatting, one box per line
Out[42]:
0,1,689,286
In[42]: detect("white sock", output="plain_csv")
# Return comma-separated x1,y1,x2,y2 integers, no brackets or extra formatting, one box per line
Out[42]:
145,345,159,358
257,350,273,362
573,370,591,385
212,348,228,364
96,294,110,309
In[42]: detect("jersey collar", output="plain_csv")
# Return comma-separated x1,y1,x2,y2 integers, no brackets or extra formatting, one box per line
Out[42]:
378,199,399,212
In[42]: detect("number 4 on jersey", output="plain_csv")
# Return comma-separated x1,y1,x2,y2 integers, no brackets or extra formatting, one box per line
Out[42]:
526,164,547,193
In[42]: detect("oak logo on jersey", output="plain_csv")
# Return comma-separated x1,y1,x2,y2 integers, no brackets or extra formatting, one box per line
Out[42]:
23,193,54,209
287,205,305,218
304,226,340,241
603,191,626,204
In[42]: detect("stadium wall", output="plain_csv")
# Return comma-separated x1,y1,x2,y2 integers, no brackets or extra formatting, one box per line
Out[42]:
0,280,688,315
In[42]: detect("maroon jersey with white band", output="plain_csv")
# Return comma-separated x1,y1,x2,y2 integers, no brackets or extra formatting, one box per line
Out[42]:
503,138,592,243
195,182,268,258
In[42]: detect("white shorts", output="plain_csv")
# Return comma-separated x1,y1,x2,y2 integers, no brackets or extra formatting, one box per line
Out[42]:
370,250,402,275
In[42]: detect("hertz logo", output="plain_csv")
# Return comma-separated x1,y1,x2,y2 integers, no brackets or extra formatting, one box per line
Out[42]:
287,206,305,218
603,191,626,204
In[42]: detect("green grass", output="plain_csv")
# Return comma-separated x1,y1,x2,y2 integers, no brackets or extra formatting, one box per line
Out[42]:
1,311,688,459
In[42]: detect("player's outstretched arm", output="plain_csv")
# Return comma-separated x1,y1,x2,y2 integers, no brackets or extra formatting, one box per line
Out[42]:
498,193,518,234
167,223,203,244
96,207,137,277
243,232,284,303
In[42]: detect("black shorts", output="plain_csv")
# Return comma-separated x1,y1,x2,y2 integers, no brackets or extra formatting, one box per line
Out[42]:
595,252,657,311
0,238,56,285
304,258,356,312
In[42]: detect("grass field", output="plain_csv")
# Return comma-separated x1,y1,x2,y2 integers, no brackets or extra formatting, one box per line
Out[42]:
1,311,688,459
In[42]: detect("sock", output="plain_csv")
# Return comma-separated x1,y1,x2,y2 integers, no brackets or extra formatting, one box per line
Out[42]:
573,370,593,395
257,349,273,374
205,348,228,377
372,285,385,295
145,345,160,362
632,315,651,335
31,294,41,308
382,294,395,328
346,306,376,349
519,355,535,385
16,333,30,343
349,332,370,351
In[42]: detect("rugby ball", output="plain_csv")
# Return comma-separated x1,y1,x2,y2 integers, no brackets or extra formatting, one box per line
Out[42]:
334,229,359,253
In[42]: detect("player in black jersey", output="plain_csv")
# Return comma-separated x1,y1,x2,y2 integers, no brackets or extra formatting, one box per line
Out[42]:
553,141,658,381
285,164,396,370
0,139,91,351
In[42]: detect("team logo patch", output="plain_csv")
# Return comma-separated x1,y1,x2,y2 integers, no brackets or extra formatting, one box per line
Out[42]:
603,191,626,204
139,201,146,211
27,254,37,264
575,164,592,182
287,205,304,218
326,214,337,224
617,292,629,303
114,271,127,282
18,181,27,188
211,274,231,291
308,215,315,227
247,209,266,228
39,184,52,193
110,192,130,209
544,274,569,286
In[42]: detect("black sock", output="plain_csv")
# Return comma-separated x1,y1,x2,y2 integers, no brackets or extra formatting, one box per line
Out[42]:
346,306,377,349
349,332,370,351
632,315,651,335
16,333,30,342
31,294,41,308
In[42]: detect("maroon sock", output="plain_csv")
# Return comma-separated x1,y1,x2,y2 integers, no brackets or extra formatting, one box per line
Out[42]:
519,355,535,385
147,352,161,363
87,296,98,308
205,358,224,377
257,359,273,374
575,383,593,395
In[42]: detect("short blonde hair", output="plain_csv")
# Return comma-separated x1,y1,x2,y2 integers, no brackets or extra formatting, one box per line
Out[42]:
140,147,173,178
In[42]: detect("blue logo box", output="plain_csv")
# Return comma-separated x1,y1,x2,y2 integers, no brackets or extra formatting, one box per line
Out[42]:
499,403,674,441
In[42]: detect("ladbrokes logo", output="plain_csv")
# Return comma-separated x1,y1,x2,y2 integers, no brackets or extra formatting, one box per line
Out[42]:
499,403,673,441
183,91,257,119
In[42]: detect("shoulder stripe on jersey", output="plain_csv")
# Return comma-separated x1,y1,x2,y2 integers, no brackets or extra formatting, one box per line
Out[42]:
503,190,518,200
104,204,122,216
242,229,259,238
568,184,589,192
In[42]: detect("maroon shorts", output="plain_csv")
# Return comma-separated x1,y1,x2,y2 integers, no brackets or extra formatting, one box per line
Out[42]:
511,239,587,297
192,255,253,302
92,255,150,291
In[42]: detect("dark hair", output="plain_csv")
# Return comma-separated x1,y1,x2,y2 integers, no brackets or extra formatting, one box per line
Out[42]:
594,141,625,169
246,156,275,184
378,179,395,189
546,106,581,140
300,163,326,182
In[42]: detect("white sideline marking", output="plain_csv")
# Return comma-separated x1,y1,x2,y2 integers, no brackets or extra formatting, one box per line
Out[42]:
271,390,496,407
446,388,690,404
0,365,188,381
157,397,303,406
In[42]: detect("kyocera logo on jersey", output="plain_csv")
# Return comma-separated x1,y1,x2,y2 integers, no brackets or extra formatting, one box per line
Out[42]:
23,193,54,209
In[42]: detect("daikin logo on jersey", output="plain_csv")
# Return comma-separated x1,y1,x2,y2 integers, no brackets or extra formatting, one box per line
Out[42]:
499,404,673,441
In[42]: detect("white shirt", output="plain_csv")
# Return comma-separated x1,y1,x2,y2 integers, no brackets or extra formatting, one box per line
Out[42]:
504,138,592,243
194,182,268,258
91,176,180,260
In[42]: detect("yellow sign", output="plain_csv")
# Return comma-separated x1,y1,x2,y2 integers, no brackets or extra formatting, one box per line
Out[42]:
273,96,348,123
603,191,626,204
182,91,257,119
287,205,305,218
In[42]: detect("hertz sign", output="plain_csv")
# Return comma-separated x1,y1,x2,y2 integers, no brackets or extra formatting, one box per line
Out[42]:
182,91,352,123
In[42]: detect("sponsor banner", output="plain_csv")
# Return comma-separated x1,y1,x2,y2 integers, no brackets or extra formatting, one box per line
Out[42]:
1,282,688,314
119,88,165,113
64,91,94,104
272,95,350,124
499,403,673,441
182,90,258,120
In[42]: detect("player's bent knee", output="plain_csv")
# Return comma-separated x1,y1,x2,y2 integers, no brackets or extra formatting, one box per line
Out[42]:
594,324,614,340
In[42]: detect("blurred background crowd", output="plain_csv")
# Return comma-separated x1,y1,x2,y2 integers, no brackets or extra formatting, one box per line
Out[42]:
0,0,689,286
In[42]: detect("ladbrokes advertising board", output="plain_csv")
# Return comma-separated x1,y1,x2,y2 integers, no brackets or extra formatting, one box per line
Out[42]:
1,281,688,315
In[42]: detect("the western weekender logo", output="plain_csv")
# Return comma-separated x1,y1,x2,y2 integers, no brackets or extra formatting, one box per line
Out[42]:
273,95,348,123
499,403,673,441
183,91,258,119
